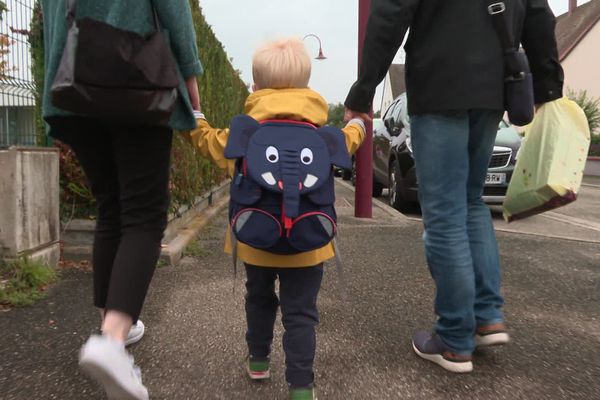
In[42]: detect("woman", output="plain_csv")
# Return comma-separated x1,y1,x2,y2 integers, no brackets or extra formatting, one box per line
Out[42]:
41,1,202,398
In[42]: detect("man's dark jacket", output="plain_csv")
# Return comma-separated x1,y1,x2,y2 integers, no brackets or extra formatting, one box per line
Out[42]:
345,0,564,115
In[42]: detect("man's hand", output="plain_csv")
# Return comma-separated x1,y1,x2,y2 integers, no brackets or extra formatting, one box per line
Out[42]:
344,107,372,123
186,76,201,111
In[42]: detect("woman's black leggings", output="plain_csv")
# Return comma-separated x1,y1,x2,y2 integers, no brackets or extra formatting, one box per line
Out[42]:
53,117,172,323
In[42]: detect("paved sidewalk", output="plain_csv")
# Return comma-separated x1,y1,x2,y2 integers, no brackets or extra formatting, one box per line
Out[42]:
1,181,599,399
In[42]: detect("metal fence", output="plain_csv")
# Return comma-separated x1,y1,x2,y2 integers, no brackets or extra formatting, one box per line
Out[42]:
0,0,38,147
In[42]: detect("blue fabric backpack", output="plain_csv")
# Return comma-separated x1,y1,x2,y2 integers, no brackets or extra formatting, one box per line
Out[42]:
224,115,352,256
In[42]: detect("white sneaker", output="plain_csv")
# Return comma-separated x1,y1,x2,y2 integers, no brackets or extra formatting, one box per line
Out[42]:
125,320,146,347
79,335,149,400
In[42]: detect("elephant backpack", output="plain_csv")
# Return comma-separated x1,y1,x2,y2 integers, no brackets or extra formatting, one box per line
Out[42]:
224,115,352,258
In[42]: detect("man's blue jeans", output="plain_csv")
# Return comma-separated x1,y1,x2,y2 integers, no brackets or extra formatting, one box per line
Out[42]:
411,110,505,355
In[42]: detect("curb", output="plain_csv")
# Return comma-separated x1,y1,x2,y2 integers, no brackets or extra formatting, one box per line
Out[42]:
61,182,231,265
160,194,229,266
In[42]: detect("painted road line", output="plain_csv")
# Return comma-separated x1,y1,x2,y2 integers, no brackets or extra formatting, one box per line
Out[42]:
542,212,600,233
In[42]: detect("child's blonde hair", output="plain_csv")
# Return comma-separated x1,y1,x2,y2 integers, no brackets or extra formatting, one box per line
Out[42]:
252,38,312,90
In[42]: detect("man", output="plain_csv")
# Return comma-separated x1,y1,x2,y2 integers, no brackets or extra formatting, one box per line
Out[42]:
345,0,563,373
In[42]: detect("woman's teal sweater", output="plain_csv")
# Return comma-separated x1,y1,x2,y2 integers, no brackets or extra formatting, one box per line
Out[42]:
41,0,203,136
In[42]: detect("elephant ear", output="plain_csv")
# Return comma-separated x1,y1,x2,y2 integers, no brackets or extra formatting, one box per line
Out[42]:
224,115,261,159
316,126,352,170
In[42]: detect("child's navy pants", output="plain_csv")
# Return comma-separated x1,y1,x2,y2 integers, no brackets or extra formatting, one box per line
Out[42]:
244,263,323,388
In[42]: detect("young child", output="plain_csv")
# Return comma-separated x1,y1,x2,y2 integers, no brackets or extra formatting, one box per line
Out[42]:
189,38,365,400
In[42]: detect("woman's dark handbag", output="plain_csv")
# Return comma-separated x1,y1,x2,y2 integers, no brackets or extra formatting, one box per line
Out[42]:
51,0,180,125
486,2,535,126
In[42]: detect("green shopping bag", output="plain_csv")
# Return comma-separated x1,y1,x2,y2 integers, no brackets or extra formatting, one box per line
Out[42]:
503,97,591,222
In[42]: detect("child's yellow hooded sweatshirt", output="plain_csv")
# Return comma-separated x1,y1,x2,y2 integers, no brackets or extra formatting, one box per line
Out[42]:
189,88,365,267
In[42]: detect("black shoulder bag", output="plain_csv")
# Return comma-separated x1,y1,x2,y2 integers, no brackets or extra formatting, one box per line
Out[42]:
486,2,535,126
51,0,180,125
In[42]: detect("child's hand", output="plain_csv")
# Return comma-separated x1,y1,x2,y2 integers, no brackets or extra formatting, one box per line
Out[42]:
193,110,207,121
344,107,372,123
345,117,366,134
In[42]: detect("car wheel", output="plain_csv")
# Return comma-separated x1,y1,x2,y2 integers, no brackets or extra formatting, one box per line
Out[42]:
373,180,384,197
389,162,416,213
341,167,352,181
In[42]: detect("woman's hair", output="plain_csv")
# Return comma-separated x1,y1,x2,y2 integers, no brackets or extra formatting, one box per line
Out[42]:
252,38,312,89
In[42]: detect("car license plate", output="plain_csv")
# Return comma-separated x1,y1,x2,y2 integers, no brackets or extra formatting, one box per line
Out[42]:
486,173,506,185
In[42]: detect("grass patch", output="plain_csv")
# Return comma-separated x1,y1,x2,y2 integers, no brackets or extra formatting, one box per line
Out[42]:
183,239,207,258
0,258,57,307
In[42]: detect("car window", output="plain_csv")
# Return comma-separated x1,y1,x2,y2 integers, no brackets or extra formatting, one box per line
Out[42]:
381,101,393,120
394,96,407,127
393,93,410,127
383,101,399,123
393,97,403,120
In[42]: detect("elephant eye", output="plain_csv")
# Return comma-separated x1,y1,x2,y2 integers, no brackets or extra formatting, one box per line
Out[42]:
301,148,313,165
266,146,279,163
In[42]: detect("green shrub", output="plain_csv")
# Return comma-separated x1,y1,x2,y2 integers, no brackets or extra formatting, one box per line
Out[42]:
29,1,248,218
30,2,46,146
590,134,600,157
567,89,600,137
0,258,57,307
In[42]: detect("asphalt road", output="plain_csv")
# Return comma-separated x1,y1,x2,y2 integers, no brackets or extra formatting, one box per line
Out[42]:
1,182,599,399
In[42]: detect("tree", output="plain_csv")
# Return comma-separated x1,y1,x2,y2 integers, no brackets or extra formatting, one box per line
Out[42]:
0,1,14,78
329,103,382,127
328,103,345,128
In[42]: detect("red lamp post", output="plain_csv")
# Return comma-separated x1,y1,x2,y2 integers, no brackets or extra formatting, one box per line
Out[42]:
303,34,328,60
355,0,373,218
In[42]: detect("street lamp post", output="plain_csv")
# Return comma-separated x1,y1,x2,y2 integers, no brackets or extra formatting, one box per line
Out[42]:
355,0,373,218
303,34,327,60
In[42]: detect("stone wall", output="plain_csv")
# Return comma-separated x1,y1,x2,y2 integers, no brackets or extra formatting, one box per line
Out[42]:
0,147,60,267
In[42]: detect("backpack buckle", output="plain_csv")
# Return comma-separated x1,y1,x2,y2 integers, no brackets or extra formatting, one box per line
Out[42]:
488,2,506,15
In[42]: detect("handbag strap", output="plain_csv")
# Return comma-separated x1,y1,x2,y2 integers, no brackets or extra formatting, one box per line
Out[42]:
66,0,76,26
486,2,516,52
150,0,161,31
485,1,522,75
65,0,161,31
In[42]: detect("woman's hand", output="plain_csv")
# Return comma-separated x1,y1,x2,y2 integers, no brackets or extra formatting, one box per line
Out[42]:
186,76,201,111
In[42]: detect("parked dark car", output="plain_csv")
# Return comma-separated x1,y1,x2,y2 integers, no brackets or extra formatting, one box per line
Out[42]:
340,118,386,184
367,93,522,212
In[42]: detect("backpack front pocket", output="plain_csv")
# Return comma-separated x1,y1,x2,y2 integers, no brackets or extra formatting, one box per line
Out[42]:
287,212,336,252
231,208,282,249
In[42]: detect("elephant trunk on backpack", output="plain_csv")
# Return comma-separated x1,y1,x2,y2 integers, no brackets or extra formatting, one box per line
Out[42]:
280,149,301,221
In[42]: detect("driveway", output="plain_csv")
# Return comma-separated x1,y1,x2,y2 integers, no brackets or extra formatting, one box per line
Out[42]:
377,178,600,244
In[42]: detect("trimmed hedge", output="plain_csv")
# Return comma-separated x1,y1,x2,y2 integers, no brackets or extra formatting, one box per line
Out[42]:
30,1,248,219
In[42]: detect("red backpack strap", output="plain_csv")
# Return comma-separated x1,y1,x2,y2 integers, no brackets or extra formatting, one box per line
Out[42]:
260,119,318,129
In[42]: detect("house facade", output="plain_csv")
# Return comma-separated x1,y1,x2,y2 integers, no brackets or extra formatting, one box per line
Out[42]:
379,64,405,115
556,0,600,99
